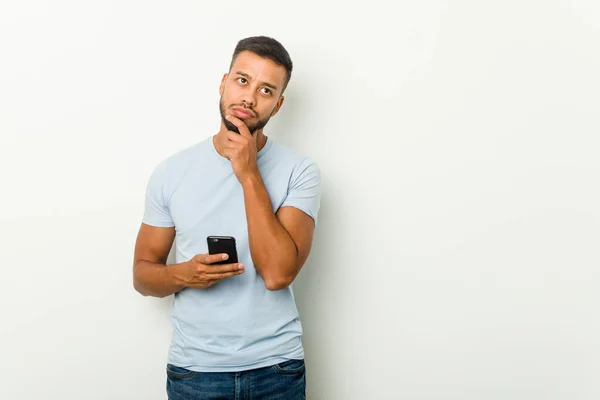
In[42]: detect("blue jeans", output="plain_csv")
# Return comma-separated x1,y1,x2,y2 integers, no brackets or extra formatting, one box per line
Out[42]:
166,359,306,400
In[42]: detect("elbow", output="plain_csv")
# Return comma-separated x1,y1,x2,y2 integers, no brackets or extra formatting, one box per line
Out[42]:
133,279,149,296
133,268,152,297
132,261,154,297
264,275,294,291
132,265,147,296
259,256,299,291
265,280,290,291
133,280,169,298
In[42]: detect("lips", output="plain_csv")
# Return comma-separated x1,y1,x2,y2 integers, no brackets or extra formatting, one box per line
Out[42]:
232,108,254,119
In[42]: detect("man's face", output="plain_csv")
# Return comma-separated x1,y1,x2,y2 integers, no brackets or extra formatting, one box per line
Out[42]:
219,51,287,134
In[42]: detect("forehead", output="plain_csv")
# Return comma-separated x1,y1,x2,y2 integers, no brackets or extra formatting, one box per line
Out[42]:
230,51,287,87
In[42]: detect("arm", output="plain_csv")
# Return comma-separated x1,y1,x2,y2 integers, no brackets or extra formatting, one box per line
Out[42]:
133,223,185,298
241,175,316,290
133,223,245,297
222,115,321,291
137,156,245,298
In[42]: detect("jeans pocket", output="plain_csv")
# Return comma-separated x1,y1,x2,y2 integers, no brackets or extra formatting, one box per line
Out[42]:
166,364,197,380
272,359,305,375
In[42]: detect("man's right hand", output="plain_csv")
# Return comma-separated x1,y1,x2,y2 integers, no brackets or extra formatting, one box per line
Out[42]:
177,253,245,289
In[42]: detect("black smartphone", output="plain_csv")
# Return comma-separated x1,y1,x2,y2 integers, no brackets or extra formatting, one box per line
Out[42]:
207,236,239,265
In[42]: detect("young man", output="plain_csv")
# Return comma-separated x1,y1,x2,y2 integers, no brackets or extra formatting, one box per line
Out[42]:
133,36,321,399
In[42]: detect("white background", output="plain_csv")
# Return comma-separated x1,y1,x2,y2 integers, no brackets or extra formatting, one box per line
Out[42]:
1,1,599,399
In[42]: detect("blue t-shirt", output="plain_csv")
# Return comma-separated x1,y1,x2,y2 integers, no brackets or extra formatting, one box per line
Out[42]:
142,135,321,372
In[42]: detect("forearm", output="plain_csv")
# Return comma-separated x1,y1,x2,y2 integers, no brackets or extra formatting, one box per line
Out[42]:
241,174,297,290
133,260,187,298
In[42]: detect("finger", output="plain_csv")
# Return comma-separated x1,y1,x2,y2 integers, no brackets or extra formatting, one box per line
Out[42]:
224,139,242,150
223,145,245,161
213,270,245,280
222,149,235,161
194,253,230,265
226,131,246,143
225,115,252,138
205,263,245,274
188,271,242,287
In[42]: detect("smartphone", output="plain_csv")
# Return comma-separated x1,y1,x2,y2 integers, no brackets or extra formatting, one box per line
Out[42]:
207,236,239,265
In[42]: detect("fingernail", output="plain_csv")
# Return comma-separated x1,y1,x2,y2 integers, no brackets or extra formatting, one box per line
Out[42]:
222,254,228,260
238,263,244,269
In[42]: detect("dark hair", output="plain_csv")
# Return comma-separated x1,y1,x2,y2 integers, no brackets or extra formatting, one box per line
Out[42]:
229,36,293,93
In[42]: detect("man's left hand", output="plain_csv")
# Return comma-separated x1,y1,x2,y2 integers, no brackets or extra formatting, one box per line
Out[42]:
223,115,260,184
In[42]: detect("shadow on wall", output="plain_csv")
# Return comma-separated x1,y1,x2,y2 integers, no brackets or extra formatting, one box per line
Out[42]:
292,180,335,327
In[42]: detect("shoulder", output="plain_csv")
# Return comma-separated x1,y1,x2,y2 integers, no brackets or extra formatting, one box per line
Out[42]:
145,138,212,199
268,139,320,173
267,139,321,188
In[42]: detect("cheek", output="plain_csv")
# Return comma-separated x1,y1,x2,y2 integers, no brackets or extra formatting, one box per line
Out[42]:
269,103,280,117
222,84,239,101
259,100,278,117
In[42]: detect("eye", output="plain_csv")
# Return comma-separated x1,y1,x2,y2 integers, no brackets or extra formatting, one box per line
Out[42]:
236,77,247,84
261,87,272,95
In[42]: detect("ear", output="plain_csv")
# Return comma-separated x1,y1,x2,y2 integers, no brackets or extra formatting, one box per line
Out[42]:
270,96,285,117
219,73,228,96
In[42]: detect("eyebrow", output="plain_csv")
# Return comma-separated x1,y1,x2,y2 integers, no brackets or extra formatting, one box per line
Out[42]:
235,71,278,91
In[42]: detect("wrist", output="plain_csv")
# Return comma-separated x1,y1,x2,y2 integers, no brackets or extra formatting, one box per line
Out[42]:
166,262,189,288
240,170,262,188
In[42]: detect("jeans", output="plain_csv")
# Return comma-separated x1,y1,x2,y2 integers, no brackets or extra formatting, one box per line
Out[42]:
166,359,306,400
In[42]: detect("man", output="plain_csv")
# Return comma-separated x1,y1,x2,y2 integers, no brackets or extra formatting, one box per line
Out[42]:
133,36,321,399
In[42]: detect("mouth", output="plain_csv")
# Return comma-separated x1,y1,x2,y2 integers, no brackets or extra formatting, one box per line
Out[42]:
231,107,255,119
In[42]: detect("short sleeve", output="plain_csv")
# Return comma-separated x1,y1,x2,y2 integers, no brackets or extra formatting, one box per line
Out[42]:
142,161,175,227
281,158,322,225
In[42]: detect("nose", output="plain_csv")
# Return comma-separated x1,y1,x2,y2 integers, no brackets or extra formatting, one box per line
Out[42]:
239,88,256,108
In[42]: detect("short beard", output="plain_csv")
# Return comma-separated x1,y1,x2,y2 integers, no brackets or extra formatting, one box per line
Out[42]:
219,98,271,135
